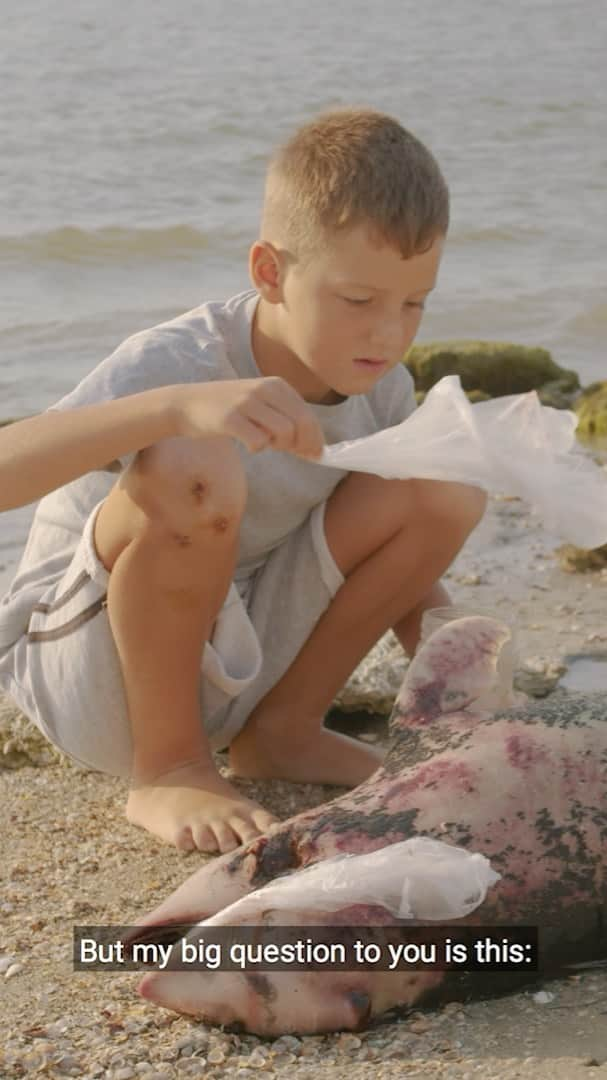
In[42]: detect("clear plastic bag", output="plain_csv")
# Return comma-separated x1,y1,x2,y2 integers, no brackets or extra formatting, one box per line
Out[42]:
203,837,500,924
319,376,607,548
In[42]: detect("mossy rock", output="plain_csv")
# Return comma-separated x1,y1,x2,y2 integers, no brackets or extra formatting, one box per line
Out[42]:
555,542,607,573
404,341,580,405
574,381,607,436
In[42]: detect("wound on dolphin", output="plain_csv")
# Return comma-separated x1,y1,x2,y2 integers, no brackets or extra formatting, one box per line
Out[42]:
242,831,303,888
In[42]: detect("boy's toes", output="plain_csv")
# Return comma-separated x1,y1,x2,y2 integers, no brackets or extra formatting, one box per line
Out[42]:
252,809,280,833
174,824,198,852
230,816,265,847
210,820,241,854
189,822,222,853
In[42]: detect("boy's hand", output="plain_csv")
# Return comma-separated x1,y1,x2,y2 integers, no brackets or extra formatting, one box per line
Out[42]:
126,759,279,853
173,377,325,460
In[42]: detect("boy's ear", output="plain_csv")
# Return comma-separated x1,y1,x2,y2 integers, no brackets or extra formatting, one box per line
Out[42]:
249,241,285,302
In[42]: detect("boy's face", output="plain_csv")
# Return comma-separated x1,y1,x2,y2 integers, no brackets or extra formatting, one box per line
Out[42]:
251,224,443,404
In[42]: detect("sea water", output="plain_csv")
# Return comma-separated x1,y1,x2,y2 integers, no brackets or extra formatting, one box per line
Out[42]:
1,0,606,590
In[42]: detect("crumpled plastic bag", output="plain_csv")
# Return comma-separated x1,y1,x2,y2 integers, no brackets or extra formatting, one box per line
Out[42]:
203,837,500,924
319,375,607,549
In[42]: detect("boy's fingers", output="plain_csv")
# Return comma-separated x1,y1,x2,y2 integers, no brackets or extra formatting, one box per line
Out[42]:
244,399,298,449
258,379,325,457
229,410,323,459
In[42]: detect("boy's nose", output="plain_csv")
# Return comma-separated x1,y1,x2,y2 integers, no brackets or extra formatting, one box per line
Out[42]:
369,323,408,358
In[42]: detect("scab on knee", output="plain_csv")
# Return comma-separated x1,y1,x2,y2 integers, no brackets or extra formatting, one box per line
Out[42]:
124,435,247,539
191,480,207,504
172,514,230,546
173,532,193,548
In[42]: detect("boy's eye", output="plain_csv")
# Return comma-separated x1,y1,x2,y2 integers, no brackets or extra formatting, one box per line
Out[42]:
341,296,427,309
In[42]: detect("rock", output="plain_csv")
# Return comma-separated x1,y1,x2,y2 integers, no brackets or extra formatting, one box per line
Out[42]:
555,543,607,573
574,380,607,436
337,1033,362,1051
206,1048,226,1065
271,1035,302,1055
403,341,580,406
532,990,555,1004
0,688,65,768
4,962,23,979
332,630,407,715
514,658,567,697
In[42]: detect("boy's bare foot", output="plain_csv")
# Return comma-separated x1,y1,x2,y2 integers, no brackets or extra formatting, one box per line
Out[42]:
126,761,279,854
229,719,385,787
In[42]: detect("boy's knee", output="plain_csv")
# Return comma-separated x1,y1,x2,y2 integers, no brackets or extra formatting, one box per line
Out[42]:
412,480,487,537
121,435,248,540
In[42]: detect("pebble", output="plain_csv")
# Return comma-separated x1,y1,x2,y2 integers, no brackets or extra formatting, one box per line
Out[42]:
533,990,555,1004
272,1052,297,1066
54,1054,83,1074
4,961,23,979
207,1047,226,1064
337,1033,362,1051
248,1048,269,1066
409,1018,432,1034
272,1035,302,1055
0,955,15,974
176,1060,207,1073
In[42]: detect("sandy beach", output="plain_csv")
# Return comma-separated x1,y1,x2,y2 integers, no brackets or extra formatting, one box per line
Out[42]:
1,490,607,1079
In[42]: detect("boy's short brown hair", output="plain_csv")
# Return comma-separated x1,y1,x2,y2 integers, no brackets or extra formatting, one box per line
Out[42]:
261,107,449,262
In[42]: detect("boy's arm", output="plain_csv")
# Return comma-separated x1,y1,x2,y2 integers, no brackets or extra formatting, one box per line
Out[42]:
0,376,326,513
0,387,182,512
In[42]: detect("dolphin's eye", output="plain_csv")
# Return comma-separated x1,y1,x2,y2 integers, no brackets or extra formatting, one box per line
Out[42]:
348,989,372,1028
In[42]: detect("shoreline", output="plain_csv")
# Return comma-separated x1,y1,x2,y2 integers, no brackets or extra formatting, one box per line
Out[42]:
1,494,607,1078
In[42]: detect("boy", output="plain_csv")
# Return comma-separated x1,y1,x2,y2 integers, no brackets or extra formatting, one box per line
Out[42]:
0,108,486,856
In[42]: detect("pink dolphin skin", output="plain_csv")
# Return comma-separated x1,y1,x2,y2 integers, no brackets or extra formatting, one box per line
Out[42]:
133,617,607,1035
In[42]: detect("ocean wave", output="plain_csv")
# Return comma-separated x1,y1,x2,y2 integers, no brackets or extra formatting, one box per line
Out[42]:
450,224,545,245
0,306,184,344
567,302,607,333
0,224,212,261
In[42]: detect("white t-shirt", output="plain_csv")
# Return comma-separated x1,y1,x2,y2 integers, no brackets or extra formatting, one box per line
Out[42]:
0,289,416,635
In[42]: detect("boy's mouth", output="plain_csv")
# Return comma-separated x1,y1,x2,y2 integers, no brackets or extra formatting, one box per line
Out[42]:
353,357,388,370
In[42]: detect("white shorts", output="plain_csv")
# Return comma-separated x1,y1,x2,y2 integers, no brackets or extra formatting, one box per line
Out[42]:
0,498,345,775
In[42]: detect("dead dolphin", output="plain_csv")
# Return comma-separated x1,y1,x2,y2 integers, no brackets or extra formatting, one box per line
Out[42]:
133,616,607,1034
